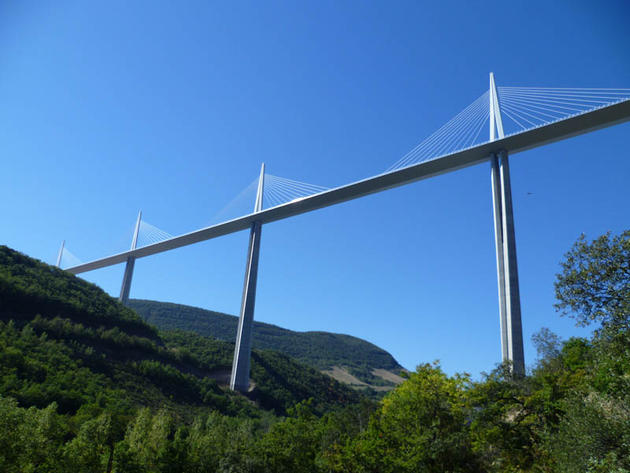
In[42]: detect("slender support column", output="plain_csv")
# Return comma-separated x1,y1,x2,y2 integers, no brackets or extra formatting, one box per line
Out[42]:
119,257,136,304
498,150,525,375
490,155,509,362
119,211,142,305
489,73,525,375
230,163,265,392
56,240,65,268
230,221,263,392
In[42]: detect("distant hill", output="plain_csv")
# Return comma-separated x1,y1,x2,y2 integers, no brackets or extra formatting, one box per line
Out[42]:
128,299,405,388
0,245,361,416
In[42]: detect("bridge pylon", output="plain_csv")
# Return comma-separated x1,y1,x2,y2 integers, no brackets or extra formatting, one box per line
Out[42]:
56,240,65,268
230,163,265,392
489,73,525,376
119,210,142,306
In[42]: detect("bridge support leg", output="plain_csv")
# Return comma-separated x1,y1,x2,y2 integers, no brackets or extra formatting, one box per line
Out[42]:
230,221,263,392
56,240,65,268
491,150,525,376
119,210,142,306
119,256,136,305
230,163,266,392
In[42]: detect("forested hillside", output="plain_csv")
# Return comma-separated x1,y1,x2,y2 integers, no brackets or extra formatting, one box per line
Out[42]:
1,229,628,472
0,245,360,418
128,299,404,386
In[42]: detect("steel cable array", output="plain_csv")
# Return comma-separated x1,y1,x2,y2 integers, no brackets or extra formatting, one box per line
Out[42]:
387,91,490,171
263,174,329,208
386,87,630,172
59,247,82,269
210,173,329,224
136,220,173,247
497,87,630,134
210,177,260,224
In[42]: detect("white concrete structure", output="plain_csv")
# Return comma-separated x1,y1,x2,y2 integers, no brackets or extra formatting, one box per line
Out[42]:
230,164,265,392
62,79,630,388
119,210,142,305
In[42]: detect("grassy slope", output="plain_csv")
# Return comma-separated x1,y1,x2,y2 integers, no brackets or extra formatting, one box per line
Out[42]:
0,246,360,417
128,299,405,386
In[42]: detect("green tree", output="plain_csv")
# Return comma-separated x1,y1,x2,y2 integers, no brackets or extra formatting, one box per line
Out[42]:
0,396,65,473
546,230,630,472
63,413,114,472
256,400,324,473
345,363,481,473
550,392,630,473
183,411,259,473
114,408,179,473
555,230,629,331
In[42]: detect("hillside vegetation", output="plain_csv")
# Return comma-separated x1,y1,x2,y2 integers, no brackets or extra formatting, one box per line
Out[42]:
128,299,404,386
1,229,628,472
0,245,360,418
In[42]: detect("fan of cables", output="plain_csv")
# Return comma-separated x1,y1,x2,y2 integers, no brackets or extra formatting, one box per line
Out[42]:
497,87,630,134
387,91,490,172
59,247,82,269
136,220,173,247
209,172,329,224
263,174,328,208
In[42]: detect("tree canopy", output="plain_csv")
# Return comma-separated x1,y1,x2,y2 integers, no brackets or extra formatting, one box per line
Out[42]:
2,229,630,472
555,230,630,330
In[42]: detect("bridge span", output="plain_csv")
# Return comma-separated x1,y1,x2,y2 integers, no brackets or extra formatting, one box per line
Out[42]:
61,76,630,388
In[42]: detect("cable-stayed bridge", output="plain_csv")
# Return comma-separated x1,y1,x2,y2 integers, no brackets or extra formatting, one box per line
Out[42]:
59,74,630,391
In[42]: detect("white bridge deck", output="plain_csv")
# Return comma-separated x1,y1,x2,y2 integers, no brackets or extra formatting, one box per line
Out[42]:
67,98,630,275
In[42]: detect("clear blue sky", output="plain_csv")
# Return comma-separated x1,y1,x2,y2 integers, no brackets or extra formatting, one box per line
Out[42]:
1,0,629,376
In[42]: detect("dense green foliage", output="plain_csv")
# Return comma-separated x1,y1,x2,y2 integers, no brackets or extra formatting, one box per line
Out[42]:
0,245,360,419
1,229,628,472
0,246,154,338
128,299,403,378
555,229,629,331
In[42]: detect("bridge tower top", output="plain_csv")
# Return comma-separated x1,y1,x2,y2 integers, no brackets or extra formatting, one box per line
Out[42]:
130,210,142,250
489,72,505,141
254,163,265,213
56,240,65,268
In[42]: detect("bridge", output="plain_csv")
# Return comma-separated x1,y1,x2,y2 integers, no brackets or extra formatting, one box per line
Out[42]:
58,74,630,390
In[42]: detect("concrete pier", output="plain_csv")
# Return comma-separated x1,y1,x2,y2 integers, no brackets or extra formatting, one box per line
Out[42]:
56,240,65,268
497,150,525,375
490,152,525,375
230,164,265,392
119,211,142,306
490,154,509,363
489,73,525,375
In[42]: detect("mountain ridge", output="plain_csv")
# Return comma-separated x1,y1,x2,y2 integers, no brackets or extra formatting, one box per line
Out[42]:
128,299,405,388
0,245,361,416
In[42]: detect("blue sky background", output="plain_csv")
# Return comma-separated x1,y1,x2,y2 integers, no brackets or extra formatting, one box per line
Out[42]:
1,0,629,376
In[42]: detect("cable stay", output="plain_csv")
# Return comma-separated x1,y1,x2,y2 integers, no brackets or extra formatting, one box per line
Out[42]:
387,91,490,172
59,247,82,269
263,174,329,208
136,220,173,247
497,87,630,135
209,173,329,224
210,176,260,224
204,86,630,228
386,86,630,173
